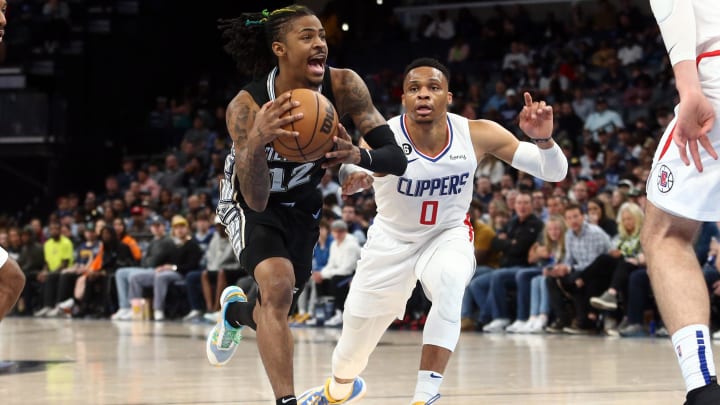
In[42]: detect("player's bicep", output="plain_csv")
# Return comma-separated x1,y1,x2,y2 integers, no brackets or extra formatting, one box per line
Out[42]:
336,69,386,135
469,119,519,165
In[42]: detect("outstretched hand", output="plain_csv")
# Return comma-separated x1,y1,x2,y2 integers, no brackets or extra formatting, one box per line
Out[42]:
518,92,553,140
341,171,374,195
674,90,718,172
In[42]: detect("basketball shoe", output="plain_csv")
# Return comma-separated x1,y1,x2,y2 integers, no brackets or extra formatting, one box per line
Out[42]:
298,377,366,404
685,380,720,405
206,286,247,366
411,394,441,405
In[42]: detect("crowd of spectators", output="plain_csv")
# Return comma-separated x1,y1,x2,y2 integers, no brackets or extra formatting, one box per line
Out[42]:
2,1,720,339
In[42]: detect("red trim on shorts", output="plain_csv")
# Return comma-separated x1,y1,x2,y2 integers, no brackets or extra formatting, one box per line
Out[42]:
697,50,720,66
658,124,677,161
464,213,474,242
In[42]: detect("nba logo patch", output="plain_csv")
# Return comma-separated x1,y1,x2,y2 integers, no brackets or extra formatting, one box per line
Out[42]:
676,345,682,358
657,165,674,193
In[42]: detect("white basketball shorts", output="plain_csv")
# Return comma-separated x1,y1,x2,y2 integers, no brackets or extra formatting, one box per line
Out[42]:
0,246,8,268
344,223,475,319
647,53,720,221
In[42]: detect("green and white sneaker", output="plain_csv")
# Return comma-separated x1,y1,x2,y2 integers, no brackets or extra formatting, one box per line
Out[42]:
206,286,247,366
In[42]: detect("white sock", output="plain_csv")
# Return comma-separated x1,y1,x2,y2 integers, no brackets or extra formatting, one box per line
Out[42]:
328,378,353,401
412,370,443,403
672,324,717,392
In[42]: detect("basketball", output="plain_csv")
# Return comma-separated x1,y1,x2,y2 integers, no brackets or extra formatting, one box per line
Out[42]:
272,88,338,162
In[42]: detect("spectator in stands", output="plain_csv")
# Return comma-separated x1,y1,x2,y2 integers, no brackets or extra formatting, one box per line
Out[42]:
483,81,508,114
183,115,210,149
502,41,530,70
546,204,612,334
587,198,618,237
476,156,505,186
116,158,137,192
341,204,367,245
78,226,134,317
111,216,174,320
587,202,645,330
196,219,243,322
16,227,45,314
473,175,494,206
34,222,74,317
112,218,141,263
4,228,21,261
423,10,455,40
296,219,333,325
158,154,184,190
42,224,101,317
308,220,361,327
569,180,590,212
583,97,624,137
137,166,160,200
127,215,202,321
465,192,543,331
318,171,342,204
511,215,567,333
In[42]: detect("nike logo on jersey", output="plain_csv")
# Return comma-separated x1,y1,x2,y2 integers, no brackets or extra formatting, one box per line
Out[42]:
397,172,469,197
312,208,322,219
407,158,419,163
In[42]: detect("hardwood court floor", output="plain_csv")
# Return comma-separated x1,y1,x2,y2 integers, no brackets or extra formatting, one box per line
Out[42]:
0,318,701,404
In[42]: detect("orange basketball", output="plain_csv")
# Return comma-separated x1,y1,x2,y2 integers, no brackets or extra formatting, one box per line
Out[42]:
273,88,338,163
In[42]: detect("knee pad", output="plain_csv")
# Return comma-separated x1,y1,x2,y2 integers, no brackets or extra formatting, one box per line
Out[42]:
332,312,396,379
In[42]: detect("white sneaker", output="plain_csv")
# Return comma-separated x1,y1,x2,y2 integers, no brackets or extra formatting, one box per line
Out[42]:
203,311,220,323
182,309,203,321
45,307,60,318
527,317,548,334
57,298,74,310
111,308,132,321
34,307,51,317
505,319,528,333
324,310,343,327
482,318,510,333
154,310,165,321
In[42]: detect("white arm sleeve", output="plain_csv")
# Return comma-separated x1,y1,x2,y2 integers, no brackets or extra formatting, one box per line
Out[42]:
511,141,568,182
0,246,8,268
338,164,373,185
650,0,697,66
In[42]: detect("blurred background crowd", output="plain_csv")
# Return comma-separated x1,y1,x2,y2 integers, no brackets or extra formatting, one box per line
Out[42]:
1,0,720,338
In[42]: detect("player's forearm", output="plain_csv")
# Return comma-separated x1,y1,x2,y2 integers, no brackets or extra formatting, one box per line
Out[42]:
358,125,407,175
511,142,568,182
237,138,271,212
673,60,703,96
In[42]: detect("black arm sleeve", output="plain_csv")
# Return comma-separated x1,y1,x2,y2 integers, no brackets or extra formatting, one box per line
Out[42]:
358,124,407,176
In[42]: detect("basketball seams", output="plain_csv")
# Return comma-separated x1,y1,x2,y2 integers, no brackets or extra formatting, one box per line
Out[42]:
272,88,337,162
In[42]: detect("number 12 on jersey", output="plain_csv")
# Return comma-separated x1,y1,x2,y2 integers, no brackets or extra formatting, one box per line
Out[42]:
420,201,439,225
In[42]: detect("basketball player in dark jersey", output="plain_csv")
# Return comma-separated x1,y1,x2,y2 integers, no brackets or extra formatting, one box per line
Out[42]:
205,6,407,405
0,0,27,321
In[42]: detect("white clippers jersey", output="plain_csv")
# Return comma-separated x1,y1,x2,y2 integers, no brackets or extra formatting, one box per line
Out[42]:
372,113,478,242
693,0,720,55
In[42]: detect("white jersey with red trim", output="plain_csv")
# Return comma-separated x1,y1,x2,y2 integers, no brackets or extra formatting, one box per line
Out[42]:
692,0,720,57
647,3,720,221
372,112,477,242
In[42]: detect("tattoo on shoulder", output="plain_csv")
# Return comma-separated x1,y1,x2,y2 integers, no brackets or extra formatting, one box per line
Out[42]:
338,70,385,134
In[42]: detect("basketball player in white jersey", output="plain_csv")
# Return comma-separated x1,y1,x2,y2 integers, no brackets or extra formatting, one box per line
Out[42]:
298,58,567,405
0,0,26,322
643,1,720,404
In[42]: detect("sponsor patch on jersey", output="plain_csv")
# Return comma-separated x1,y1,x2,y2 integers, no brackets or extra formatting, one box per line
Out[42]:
449,154,467,160
657,164,674,193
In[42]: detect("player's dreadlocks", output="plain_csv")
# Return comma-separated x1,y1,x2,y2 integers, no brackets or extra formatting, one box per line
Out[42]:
219,5,315,79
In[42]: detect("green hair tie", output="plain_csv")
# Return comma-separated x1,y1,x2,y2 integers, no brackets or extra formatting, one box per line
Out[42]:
261,9,269,17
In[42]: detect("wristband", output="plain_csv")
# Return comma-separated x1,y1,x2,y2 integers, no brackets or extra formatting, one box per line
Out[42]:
532,137,553,144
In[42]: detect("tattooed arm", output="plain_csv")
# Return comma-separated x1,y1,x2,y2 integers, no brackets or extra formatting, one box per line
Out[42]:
327,68,407,175
227,91,303,212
